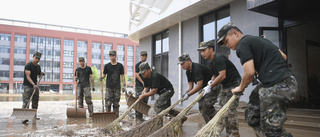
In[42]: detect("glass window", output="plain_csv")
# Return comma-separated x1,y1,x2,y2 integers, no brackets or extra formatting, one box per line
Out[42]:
92,42,101,49
127,56,133,61
0,46,11,53
104,43,113,50
14,59,26,66
63,73,73,79
63,62,73,68
0,33,11,41
153,30,169,77
15,35,27,42
77,41,87,48
261,29,280,48
14,47,26,54
0,58,10,65
0,71,10,77
63,84,73,90
64,51,74,57
162,31,169,52
92,53,101,59
117,45,124,51
13,71,24,78
53,73,60,82
77,52,87,58
53,61,60,67
64,39,74,47
155,34,161,54
104,54,110,60
201,6,230,64
118,55,124,61
29,48,37,57
127,46,134,52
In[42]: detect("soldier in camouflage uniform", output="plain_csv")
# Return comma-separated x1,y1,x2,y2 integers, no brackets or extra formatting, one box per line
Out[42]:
75,57,95,117
138,62,187,122
135,51,148,123
22,51,45,123
197,40,242,136
99,50,126,117
218,22,298,137
178,53,217,124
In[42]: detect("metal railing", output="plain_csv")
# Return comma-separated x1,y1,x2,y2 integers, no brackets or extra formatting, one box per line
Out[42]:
0,18,128,39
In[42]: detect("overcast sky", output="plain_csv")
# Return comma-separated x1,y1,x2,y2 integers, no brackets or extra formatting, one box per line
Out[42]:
0,0,130,34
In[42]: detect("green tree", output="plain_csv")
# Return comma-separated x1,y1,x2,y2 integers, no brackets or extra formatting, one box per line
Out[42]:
91,66,106,93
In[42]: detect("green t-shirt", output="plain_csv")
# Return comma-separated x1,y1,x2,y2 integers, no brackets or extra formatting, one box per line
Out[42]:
143,71,173,94
186,63,212,89
209,53,241,87
236,35,291,87
23,62,41,87
103,62,124,89
75,66,92,87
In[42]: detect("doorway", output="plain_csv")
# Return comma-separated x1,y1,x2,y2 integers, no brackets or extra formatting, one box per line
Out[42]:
286,21,320,109
306,41,320,109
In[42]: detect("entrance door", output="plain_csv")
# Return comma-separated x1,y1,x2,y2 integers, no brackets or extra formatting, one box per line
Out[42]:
286,21,320,109
306,40,320,109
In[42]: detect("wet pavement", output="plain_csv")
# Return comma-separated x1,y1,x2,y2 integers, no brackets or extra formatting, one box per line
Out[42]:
0,94,255,137
1,94,317,137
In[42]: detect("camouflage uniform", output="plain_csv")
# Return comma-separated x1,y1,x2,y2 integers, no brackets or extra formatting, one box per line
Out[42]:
219,83,240,137
105,88,121,116
199,85,221,123
77,86,93,110
22,52,42,110
245,75,298,137
22,86,40,109
154,88,180,116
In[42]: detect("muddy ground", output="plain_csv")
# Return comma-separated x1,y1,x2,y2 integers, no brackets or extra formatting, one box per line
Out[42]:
0,94,259,137
1,94,318,137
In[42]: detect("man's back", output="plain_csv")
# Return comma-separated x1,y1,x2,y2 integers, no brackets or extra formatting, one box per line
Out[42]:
236,35,291,87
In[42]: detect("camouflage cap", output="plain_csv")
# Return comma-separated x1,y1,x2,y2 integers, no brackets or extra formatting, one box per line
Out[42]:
217,22,238,45
177,53,190,65
197,40,215,51
33,51,42,58
140,51,147,56
139,62,150,74
109,50,116,55
78,57,85,62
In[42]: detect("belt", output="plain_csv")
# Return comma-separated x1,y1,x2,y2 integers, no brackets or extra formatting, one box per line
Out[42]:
157,88,173,95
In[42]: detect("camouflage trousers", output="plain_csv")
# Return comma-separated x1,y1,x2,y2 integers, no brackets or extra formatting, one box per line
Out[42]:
22,86,39,109
198,85,221,123
77,86,93,107
105,88,121,115
218,84,240,137
77,86,93,115
135,86,149,119
154,88,180,116
245,75,298,137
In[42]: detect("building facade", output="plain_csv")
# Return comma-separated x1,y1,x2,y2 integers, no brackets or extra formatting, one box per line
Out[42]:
0,20,138,94
128,0,320,109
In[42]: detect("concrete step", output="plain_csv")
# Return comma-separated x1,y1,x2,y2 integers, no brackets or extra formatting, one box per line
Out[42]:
237,108,320,132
